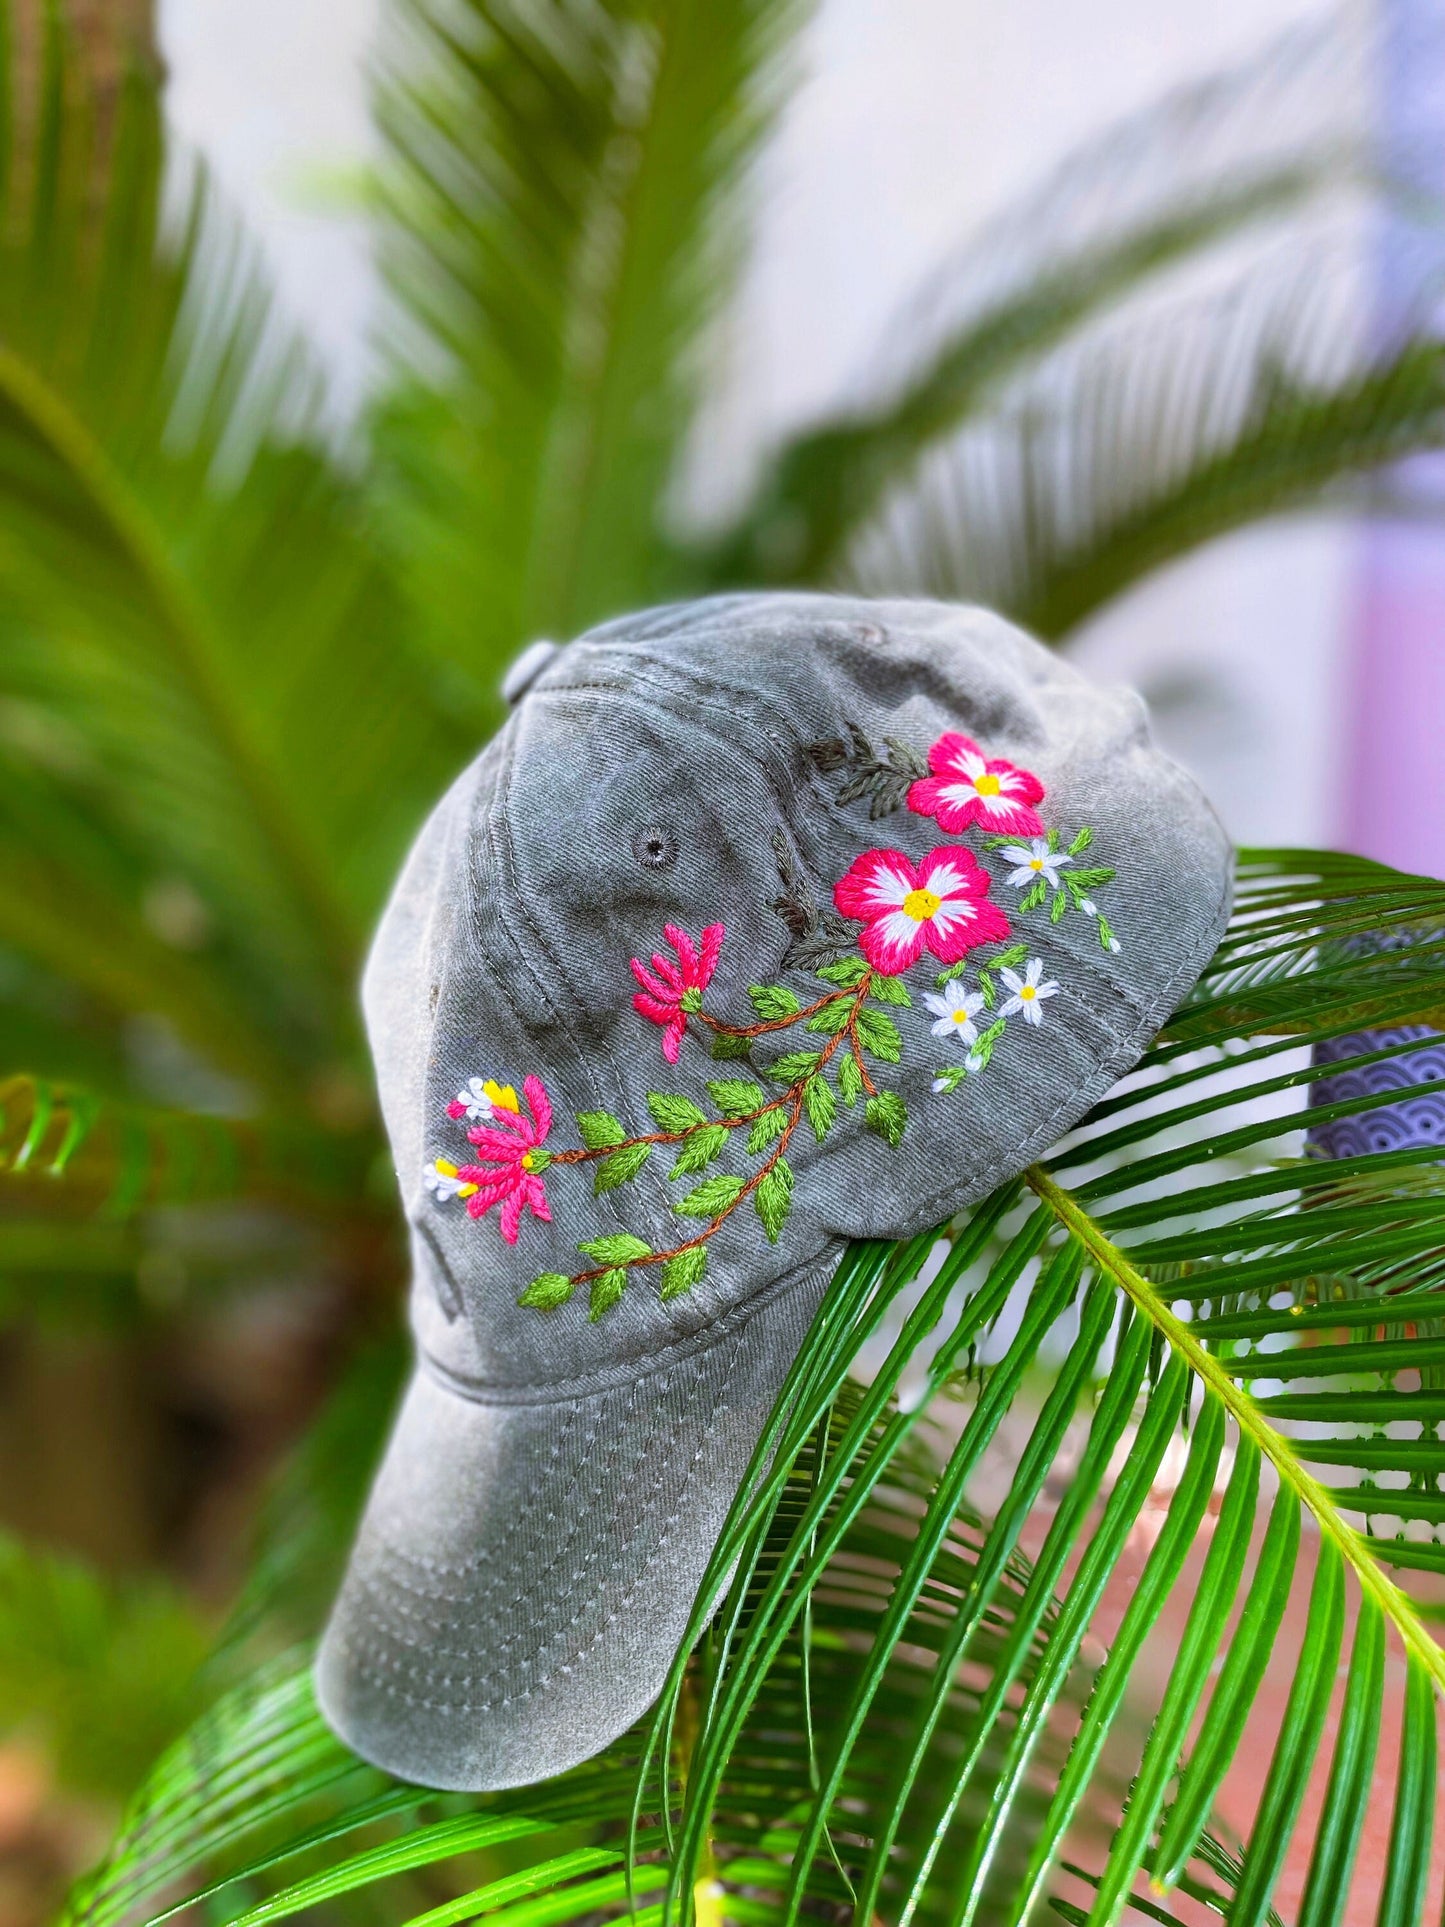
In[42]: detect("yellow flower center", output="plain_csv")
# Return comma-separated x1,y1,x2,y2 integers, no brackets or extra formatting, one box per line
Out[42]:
903,886,942,922
1019,984,1036,1001
484,1079,519,1112
1029,857,1043,870
521,1150,539,1171
435,1157,459,1177
952,1010,970,1025
973,773,1001,796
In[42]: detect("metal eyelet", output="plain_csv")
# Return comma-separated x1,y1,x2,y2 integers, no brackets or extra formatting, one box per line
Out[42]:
632,826,678,873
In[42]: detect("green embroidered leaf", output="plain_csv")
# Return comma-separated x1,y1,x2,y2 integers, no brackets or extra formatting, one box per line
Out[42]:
934,960,968,987
659,1245,708,1300
710,1030,752,1060
576,1110,625,1150
755,1158,794,1243
577,1232,652,1266
805,1001,851,1035
1019,879,1048,913
978,973,997,1008
675,1174,746,1218
855,1007,902,1063
804,1074,836,1141
865,1090,908,1147
1068,824,1094,856
1098,913,1120,953
769,1049,822,1083
594,1142,651,1193
707,1079,765,1118
987,941,1029,971
868,973,912,1006
1071,865,1116,890
747,984,801,1021
588,1269,628,1320
969,1017,1008,1072
527,1148,552,1171
669,1124,730,1177
836,1052,863,1107
1049,887,1068,923
747,1105,790,1155
518,1273,574,1310
678,986,703,1012
646,1092,707,1132
1046,826,1061,852
816,955,867,987
931,1065,967,1095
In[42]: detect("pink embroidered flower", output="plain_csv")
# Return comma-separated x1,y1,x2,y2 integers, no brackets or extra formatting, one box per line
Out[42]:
456,1074,553,1245
630,922,725,1063
907,733,1045,837
834,845,1010,975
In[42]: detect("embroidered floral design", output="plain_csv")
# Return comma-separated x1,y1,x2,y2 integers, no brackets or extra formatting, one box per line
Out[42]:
425,721,1126,1319
435,1073,554,1244
996,837,1070,890
924,979,986,1044
907,732,1045,837
998,957,1059,1025
834,846,1010,974
447,1076,518,1122
981,824,1120,951
808,722,929,820
631,922,725,1063
424,1157,478,1201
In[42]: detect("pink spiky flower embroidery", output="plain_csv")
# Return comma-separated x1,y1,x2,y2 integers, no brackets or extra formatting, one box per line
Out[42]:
630,922,725,1063
437,1074,554,1245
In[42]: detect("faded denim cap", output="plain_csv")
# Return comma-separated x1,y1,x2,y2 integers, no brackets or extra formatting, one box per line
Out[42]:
316,592,1232,1791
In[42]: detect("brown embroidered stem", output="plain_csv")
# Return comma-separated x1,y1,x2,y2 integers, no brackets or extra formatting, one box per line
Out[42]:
562,1016,859,1288
567,1095,806,1288
695,981,860,1040
547,1109,761,1165
846,1015,878,1096
549,973,875,1169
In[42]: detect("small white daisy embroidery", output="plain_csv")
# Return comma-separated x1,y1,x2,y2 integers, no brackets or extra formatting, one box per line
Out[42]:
997,838,1072,890
998,958,1059,1025
923,979,986,1046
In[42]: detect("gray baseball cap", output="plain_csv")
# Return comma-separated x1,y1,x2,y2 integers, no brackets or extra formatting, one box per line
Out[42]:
316,592,1232,1791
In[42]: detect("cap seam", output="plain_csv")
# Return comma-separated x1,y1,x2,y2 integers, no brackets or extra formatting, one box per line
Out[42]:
417,1240,843,1407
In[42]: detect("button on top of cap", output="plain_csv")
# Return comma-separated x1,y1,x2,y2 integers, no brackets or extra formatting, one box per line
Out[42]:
502,639,560,706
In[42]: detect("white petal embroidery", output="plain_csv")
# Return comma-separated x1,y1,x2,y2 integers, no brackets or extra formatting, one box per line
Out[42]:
999,838,1071,889
999,956,1059,1026
924,979,985,1044
425,1159,470,1200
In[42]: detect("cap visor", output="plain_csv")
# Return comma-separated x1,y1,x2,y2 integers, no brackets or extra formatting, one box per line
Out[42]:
316,1260,831,1790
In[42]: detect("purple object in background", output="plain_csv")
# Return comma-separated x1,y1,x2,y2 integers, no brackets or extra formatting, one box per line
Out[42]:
1310,1024,1445,1156
1314,0,1445,1160
1342,0,1445,880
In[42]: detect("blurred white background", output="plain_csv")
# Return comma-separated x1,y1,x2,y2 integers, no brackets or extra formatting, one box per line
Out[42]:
156,0,1379,857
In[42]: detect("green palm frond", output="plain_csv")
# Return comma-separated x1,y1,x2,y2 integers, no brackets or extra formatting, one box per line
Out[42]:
840,242,1445,637
65,850,1445,1927
0,1073,368,1218
0,10,469,1093
370,0,811,683
694,9,1368,592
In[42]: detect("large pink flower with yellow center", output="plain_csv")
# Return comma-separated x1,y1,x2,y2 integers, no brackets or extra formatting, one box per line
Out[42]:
456,1074,553,1245
834,845,1010,975
907,732,1045,837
